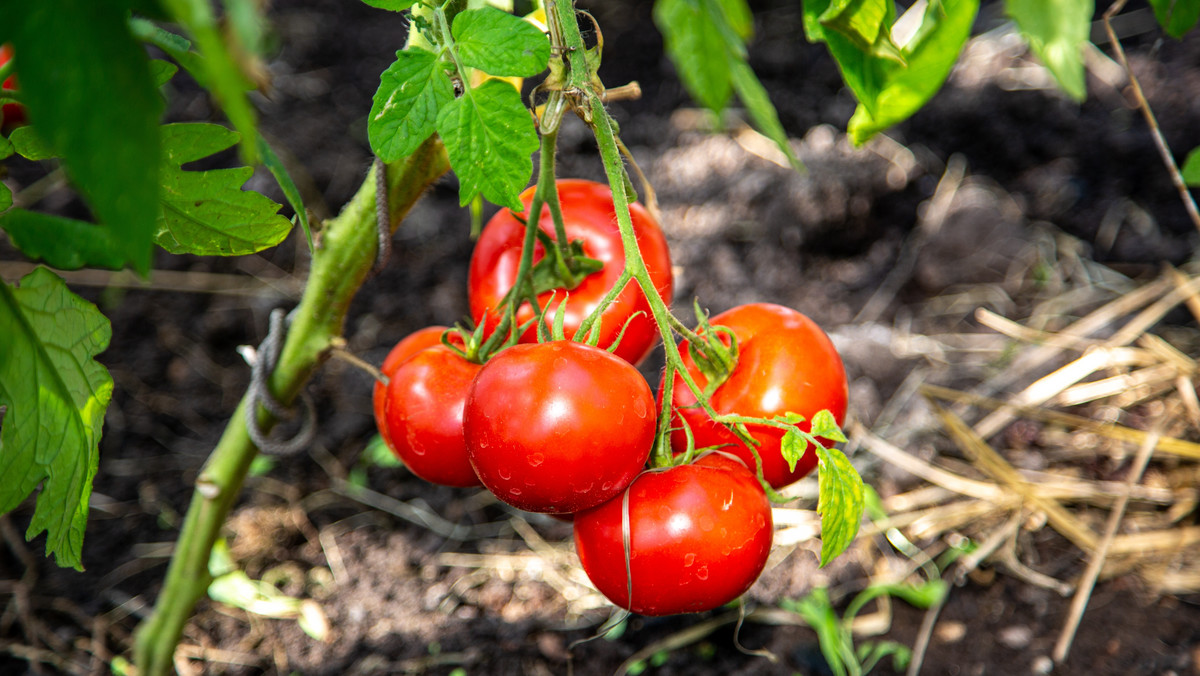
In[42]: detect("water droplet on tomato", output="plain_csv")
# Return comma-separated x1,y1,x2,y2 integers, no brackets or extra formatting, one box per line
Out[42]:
498,468,512,480
509,487,522,496
632,396,647,419
696,566,709,580
527,453,544,467
683,553,695,567
698,515,715,532
755,514,766,529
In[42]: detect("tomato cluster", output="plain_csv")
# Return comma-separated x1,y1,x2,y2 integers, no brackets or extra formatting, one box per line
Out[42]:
372,179,849,616
0,44,24,129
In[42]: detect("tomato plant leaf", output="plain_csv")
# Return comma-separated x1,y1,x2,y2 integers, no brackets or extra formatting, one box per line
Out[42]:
1149,0,1200,38
256,134,313,253
369,48,455,163
0,210,128,270
0,184,10,214
452,7,551,78
361,0,419,10
811,409,849,443
1182,146,1200,186
1006,0,1091,101
8,126,54,161
815,444,864,566
435,79,538,211
159,0,260,163
715,0,755,41
0,268,113,571
818,0,904,63
780,427,810,473
150,59,180,87
156,123,292,256
7,0,162,274
729,59,801,170
842,0,979,145
654,0,734,113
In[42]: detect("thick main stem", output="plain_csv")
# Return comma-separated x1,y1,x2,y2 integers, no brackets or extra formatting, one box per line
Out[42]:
132,139,449,676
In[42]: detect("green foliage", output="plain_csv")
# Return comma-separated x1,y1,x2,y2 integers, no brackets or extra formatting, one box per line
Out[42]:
361,0,419,10
435,78,539,210
4,0,163,273
156,123,293,255
804,0,978,145
452,7,551,77
783,579,947,676
1182,146,1200,186
654,0,800,170
0,211,131,269
366,4,546,209
370,48,455,163
815,442,864,566
8,126,54,160
1007,0,1092,101
0,268,113,570
257,134,315,253
1149,0,1200,38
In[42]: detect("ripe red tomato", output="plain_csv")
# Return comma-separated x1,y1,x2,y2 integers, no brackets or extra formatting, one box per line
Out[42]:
0,44,24,127
573,453,773,616
463,340,655,514
467,179,673,366
377,343,482,487
373,326,449,452
665,303,848,489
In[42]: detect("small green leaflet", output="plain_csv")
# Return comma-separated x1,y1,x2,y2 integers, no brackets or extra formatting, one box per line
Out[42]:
0,268,113,571
654,0,801,170
1182,146,1200,186
8,0,163,274
257,134,313,253
818,0,904,62
1149,0,1200,39
452,7,551,77
811,409,848,443
157,123,293,256
0,136,10,212
360,0,418,10
815,444,864,567
369,48,454,163
150,59,180,87
1007,0,1091,102
8,126,54,161
435,79,538,211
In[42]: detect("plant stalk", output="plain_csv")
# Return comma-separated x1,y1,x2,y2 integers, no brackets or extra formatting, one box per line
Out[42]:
132,138,448,676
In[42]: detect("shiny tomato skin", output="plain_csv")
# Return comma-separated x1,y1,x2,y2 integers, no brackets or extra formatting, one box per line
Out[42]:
463,340,655,514
0,44,24,127
573,453,773,616
667,303,848,489
373,326,449,451
467,179,673,366
379,345,482,487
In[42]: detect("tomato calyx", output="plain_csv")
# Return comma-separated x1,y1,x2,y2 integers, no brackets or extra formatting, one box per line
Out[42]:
525,232,604,295
680,302,740,398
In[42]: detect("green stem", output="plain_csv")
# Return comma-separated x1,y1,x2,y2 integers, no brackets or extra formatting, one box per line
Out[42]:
132,139,449,676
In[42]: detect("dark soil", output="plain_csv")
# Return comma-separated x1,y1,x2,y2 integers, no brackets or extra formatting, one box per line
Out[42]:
3,1,1200,675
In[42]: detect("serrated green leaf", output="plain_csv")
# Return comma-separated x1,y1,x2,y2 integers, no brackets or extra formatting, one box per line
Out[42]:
1182,146,1200,186
845,0,979,145
159,0,259,163
775,411,807,424
0,210,128,270
654,0,734,113
453,7,550,78
811,409,848,442
1149,0,1200,38
150,59,179,87
369,48,454,162
8,0,162,274
8,126,54,160
0,134,13,160
156,123,292,255
0,268,112,570
361,0,419,10
257,134,313,253
435,79,538,210
1007,0,1091,101
815,444,864,567
780,427,810,473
